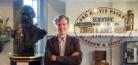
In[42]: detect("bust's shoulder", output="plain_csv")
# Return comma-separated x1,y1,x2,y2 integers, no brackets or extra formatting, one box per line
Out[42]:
15,27,22,30
47,36,57,41
14,27,23,33
32,26,40,30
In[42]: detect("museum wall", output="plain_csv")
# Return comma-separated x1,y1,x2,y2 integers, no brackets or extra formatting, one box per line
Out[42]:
47,0,65,35
0,0,14,28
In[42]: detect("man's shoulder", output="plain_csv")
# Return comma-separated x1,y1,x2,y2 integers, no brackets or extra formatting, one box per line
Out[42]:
67,35,79,40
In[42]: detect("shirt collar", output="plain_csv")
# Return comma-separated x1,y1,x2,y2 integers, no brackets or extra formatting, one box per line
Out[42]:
57,34,67,41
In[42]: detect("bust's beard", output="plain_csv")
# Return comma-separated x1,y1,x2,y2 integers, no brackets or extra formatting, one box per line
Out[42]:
21,19,33,28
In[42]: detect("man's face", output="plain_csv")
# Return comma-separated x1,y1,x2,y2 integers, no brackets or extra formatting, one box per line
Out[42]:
56,18,68,36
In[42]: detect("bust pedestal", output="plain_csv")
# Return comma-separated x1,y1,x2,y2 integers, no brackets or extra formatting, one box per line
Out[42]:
9,56,42,65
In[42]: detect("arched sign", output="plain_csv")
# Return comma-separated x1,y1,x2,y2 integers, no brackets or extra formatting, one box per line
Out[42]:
74,7,133,35
74,7,134,48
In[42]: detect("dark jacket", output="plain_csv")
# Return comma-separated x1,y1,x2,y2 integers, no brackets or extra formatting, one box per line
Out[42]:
44,35,82,65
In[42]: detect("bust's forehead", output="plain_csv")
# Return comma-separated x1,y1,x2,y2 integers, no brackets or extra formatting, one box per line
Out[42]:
21,6,34,14
21,5,35,18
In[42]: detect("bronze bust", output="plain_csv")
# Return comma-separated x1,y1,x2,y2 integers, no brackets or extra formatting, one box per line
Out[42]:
11,5,47,56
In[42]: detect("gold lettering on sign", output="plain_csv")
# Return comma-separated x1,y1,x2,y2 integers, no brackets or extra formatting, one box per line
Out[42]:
80,27,94,33
93,17,114,22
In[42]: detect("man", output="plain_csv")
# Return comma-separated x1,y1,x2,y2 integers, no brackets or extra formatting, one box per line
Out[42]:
11,5,46,56
44,15,82,65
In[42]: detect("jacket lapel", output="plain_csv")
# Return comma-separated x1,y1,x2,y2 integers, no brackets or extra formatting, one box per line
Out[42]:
64,35,70,56
53,36,60,55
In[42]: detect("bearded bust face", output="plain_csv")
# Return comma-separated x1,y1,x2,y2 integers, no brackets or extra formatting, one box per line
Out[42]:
21,5,35,28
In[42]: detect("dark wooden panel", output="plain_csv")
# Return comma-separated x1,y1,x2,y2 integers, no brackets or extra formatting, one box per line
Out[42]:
94,51,106,65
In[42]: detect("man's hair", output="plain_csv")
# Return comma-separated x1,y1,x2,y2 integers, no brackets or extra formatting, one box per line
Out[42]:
54,15,69,24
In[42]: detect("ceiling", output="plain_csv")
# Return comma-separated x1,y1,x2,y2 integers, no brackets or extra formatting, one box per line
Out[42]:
0,0,137,3
0,0,17,2
59,0,138,2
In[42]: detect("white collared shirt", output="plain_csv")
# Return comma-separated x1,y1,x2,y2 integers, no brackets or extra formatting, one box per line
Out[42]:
58,35,66,56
